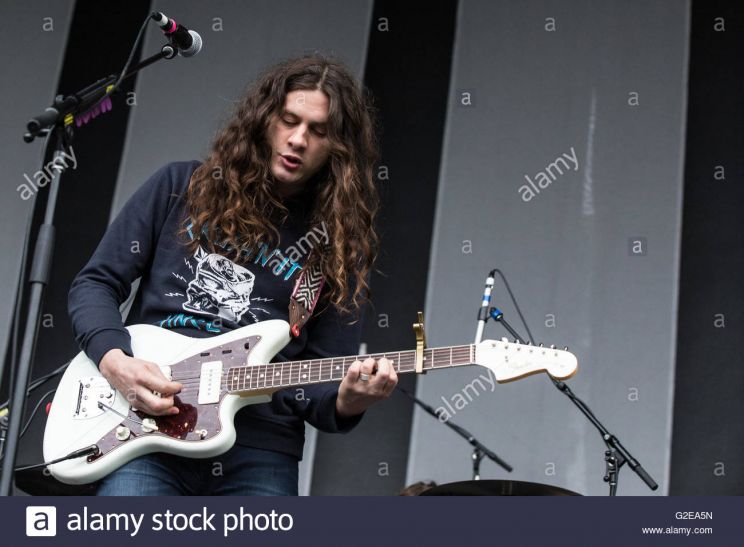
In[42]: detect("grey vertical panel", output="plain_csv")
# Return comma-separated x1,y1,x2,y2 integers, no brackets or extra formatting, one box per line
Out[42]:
407,0,688,495
0,1,74,375
111,0,372,495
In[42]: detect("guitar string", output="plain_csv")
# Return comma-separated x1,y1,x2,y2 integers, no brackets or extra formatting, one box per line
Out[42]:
169,347,475,384
168,354,475,392
169,349,474,384
145,349,477,406
167,348,475,389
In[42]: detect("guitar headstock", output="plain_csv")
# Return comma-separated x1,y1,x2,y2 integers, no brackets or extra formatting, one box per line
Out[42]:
475,338,578,382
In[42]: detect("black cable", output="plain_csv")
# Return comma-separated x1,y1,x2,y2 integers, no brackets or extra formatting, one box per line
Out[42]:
0,360,69,412
493,270,604,421
0,388,56,466
492,268,535,344
18,389,56,440
84,13,152,116
13,445,99,473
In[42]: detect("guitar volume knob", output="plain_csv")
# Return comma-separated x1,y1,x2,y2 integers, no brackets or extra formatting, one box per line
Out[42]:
116,426,131,441
141,418,158,434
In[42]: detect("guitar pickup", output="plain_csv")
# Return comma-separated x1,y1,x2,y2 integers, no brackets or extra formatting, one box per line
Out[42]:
198,361,223,404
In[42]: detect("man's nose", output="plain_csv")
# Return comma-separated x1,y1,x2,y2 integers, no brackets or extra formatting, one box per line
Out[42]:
288,126,308,149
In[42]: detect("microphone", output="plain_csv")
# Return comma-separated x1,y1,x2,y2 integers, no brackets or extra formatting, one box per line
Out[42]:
474,269,496,344
151,12,203,57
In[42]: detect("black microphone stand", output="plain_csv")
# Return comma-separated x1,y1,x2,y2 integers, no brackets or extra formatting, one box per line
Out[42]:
486,308,658,496
397,387,513,479
0,41,179,497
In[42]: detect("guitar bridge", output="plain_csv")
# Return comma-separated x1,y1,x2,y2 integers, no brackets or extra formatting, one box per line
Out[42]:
74,377,116,419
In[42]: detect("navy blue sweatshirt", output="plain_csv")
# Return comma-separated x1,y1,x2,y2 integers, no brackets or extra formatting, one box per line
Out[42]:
68,161,364,459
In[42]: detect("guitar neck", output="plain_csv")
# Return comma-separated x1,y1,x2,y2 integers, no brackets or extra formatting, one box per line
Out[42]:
226,344,476,394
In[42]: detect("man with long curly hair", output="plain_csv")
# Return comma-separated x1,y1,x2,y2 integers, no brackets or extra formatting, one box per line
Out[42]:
68,55,397,495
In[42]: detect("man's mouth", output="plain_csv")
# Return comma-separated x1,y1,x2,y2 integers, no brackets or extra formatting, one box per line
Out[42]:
280,154,302,168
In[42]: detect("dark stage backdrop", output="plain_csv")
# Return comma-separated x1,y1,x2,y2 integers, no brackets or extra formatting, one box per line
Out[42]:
670,0,744,495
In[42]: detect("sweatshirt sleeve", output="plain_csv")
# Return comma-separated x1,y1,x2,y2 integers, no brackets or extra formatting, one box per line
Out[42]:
288,297,367,434
68,163,184,367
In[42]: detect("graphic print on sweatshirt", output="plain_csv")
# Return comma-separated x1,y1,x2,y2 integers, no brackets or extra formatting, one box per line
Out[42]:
155,220,307,333
182,245,265,322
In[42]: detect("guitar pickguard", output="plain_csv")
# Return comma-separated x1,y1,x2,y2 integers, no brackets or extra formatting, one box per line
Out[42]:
87,334,266,463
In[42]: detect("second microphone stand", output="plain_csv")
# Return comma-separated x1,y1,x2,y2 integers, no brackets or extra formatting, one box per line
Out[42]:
482,307,658,496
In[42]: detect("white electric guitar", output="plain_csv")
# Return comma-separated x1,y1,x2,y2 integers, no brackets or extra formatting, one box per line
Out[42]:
43,318,578,484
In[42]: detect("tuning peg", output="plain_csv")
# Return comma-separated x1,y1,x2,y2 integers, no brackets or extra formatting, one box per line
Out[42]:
563,346,568,351
538,343,544,347
550,344,556,349
526,341,531,346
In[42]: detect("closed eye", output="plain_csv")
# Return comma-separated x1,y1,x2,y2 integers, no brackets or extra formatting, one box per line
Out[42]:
281,113,327,137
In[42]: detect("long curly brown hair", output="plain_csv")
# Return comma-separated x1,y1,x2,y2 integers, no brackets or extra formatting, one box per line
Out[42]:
177,55,379,318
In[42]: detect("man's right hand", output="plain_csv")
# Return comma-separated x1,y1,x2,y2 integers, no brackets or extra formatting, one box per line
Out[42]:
99,348,184,416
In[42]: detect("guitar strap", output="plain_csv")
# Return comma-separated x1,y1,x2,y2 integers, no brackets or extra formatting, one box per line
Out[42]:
288,261,325,338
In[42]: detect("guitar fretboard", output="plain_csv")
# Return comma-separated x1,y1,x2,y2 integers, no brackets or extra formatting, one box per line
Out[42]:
226,345,475,394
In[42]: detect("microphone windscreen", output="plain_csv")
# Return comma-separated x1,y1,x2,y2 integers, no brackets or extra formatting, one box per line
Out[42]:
180,30,203,58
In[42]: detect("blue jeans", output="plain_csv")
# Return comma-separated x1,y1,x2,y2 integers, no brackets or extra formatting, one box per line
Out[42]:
96,444,299,496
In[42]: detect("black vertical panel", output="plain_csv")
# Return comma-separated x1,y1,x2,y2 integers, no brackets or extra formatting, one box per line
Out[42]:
9,0,151,493
311,0,458,495
670,1,744,494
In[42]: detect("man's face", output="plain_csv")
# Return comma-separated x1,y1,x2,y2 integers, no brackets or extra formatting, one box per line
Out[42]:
267,89,331,198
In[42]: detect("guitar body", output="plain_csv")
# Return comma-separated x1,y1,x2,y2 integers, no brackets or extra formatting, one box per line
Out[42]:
43,320,291,485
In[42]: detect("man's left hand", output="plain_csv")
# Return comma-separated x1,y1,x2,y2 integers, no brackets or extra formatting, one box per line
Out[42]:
336,357,398,418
